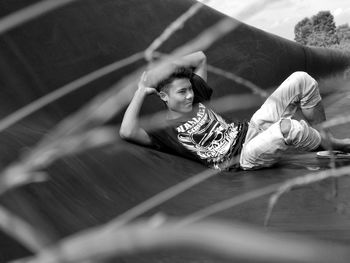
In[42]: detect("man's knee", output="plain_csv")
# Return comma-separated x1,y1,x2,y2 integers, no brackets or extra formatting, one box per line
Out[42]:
280,119,291,138
302,101,326,125
280,119,321,150
288,71,317,90
289,71,313,82
289,72,320,109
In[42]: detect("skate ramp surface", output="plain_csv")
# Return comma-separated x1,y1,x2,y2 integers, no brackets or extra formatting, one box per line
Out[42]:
0,0,350,262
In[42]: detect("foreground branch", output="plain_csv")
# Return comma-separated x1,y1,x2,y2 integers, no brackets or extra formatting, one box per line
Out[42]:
0,205,52,252
265,165,350,226
145,1,208,60
0,0,79,34
20,219,350,263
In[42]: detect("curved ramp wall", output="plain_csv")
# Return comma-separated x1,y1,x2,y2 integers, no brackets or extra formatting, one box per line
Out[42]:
0,0,350,262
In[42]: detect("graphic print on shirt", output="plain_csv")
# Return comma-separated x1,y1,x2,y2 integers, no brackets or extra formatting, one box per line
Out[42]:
175,103,238,165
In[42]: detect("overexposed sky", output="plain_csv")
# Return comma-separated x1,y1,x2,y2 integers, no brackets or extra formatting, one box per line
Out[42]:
198,0,350,40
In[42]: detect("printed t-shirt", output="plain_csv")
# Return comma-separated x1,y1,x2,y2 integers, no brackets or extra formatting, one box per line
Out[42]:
149,73,248,170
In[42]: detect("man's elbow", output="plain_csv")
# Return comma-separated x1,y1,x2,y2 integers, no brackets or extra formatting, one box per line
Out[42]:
119,127,132,140
198,51,206,61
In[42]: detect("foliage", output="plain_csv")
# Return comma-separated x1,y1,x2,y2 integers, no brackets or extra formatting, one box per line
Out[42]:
294,10,344,48
294,18,313,45
336,23,350,43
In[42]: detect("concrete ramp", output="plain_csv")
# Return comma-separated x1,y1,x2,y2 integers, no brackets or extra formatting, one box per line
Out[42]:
0,0,350,262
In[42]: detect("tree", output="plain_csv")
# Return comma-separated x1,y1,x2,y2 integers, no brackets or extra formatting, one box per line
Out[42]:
294,18,312,45
337,23,350,43
311,11,339,46
294,10,339,47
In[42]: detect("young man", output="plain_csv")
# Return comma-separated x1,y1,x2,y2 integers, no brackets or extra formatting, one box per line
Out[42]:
120,51,350,171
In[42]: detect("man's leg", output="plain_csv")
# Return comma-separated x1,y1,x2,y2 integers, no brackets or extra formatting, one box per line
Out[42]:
241,117,350,170
241,71,325,169
244,71,324,149
302,101,326,126
241,118,322,170
250,71,323,131
320,134,350,152
282,118,350,153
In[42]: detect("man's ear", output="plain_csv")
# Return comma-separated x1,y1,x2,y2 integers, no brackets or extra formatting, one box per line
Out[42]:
159,91,168,102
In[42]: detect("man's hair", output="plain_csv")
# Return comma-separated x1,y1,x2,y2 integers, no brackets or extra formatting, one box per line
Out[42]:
156,67,193,92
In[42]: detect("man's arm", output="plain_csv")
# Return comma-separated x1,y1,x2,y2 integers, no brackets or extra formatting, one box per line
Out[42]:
173,51,207,81
146,51,207,86
119,72,156,146
120,51,207,144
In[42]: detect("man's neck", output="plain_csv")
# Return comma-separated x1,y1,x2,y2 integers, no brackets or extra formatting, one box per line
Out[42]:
167,105,197,120
167,110,184,120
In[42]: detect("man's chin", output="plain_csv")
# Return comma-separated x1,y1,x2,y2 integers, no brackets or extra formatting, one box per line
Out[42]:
183,105,193,112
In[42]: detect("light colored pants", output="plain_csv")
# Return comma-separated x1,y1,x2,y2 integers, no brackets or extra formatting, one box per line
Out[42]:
240,71,322,170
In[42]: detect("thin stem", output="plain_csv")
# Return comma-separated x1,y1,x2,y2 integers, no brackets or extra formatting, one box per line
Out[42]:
178,183,282,227
208,65,269,98
265,165,350,226
103,168,220,231
0,205,51,252
18,219,350,263
0,0,79,34
145,1,208,60
0,52,143,134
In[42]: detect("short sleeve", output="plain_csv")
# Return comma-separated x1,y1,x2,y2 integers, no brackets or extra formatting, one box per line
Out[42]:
147,127,177,154
190,73,213,103
148,129,167,151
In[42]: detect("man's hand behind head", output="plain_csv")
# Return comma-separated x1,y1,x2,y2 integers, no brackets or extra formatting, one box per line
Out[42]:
138,71,158,95
144,62,177,89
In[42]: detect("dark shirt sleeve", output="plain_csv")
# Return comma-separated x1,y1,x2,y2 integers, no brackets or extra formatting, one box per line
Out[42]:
148,127,177,154
148,129,166,151
190,73,213,103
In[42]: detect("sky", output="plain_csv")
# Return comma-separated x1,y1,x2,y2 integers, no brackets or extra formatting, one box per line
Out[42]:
198,0,350,40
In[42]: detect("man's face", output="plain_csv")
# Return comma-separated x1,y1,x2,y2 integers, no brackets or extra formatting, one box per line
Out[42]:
162,78,194,114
